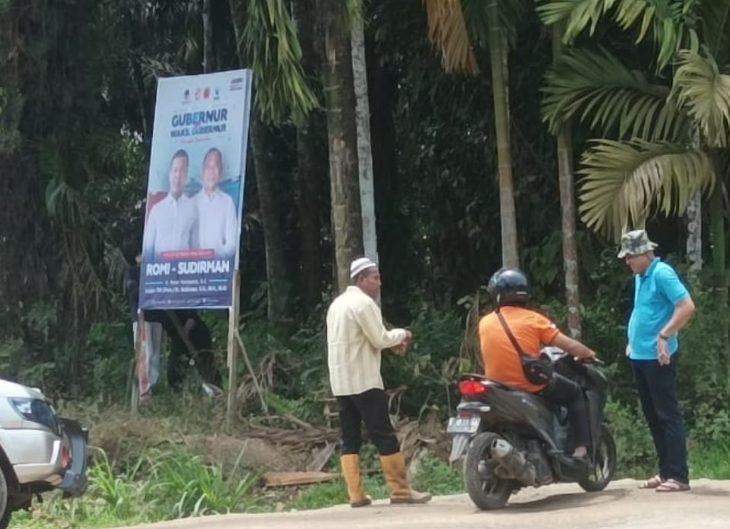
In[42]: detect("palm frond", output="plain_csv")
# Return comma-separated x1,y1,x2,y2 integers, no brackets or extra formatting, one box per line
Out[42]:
500,0,530,48
695,0,730,61
672,49,730,148
578,139,716,240
241,0,318,124
424,0,479,74
537,0,691,68
45,178,90,226
482,0,532,49
536,0,614,42
542,47,685,140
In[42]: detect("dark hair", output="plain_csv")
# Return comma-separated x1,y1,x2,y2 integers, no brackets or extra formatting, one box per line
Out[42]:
171,149,189,167
203,147,223,169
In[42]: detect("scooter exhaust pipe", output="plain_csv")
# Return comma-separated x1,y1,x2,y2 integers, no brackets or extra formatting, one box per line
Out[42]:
490,438,536,485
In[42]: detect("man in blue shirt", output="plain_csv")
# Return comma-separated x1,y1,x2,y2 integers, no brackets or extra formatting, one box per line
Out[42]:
620,230,695,492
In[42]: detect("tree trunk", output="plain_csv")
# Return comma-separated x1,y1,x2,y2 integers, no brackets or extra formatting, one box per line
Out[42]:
552,25,581,338
351,14,378,264
292,0,324,313
709,178,729,368
710,181,725,286
486,0,518,268
370,47,409,301
229,0,292,329
686,132,702,275
686,193,702,274
319,0,363,292
202,0,213,72
250,116,292,331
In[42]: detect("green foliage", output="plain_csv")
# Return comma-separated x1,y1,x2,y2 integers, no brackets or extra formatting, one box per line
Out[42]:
239,0,318,124
151,450,260,517
579,139,716,240
672,49,730,148
86,322,134,403
411,452,463,495
265,393,322,423
288,480,351,510
675,280,730,444
541,47,682,140
382,304,467,417
537,0,697,68
690,444,730,479
605,399,656,477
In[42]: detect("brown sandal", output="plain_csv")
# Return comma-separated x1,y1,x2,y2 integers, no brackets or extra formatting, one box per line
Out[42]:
656,479,690,493
639,475,664,489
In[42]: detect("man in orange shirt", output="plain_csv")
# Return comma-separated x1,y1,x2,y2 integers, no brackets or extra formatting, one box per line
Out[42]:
479,269,597,460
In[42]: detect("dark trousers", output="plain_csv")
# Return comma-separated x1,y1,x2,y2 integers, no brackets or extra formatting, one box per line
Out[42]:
337,388,400,456
539,373,591,449
631,355,688,483
167,318,222,391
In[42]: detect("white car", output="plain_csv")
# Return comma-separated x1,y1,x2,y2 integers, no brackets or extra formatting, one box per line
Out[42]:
0,379,88,528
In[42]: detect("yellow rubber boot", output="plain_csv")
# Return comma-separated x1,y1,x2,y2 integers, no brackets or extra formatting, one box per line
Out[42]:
379,452,432,504
341,454,372,508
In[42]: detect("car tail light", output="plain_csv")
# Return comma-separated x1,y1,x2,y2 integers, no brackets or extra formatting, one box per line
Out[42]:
61,445,71,470
458,380,487,398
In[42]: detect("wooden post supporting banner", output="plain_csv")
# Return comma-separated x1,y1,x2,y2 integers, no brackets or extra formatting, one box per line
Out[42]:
234,330,268,415
130,312,144,414
226,271,241,432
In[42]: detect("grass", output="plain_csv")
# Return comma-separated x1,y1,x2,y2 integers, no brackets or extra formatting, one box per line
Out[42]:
11,449,463,528
13,438,730,529
12,447,262,529
689,445,730,480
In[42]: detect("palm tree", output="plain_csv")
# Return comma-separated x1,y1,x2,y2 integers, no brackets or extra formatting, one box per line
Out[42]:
317,0,365,292
539,0,730,281
424,0,529,268
551,22,582,337
230,0,319,325
426,0,586,332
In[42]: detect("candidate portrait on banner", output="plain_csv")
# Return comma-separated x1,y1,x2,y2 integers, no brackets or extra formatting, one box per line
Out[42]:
142,149,198,260
196,147,238,258
138,70,252,310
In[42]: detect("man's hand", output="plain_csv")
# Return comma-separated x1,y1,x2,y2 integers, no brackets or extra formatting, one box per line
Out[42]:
392,330,413,356
657,336,671,366
577,348,597,362
625,344,631,358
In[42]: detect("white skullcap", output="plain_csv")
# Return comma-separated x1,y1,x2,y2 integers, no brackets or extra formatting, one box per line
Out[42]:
350,257,378,279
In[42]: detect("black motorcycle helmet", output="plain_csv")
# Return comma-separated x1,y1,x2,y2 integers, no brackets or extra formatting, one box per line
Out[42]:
487,268,529,306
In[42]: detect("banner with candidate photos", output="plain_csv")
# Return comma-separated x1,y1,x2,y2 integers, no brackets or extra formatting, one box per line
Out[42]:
139,69,253,309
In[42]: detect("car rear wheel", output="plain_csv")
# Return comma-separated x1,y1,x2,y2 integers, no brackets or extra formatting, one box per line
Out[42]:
0,468,11,529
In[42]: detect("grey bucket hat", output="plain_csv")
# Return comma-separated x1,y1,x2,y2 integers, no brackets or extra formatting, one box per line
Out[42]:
617,229,658,258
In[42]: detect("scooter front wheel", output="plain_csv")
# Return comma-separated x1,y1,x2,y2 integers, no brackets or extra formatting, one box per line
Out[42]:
464,432,516,510
578,423,617,492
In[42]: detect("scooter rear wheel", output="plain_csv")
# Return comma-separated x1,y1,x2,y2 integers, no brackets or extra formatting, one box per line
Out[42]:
464,432,516,510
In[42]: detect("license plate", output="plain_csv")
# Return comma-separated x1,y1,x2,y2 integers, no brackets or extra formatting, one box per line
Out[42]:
447,416,481,434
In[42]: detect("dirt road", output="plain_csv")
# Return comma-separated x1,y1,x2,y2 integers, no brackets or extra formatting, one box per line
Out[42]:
107,478,730,529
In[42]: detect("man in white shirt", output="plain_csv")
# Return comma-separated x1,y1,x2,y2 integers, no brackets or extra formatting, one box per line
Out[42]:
327,257,431,508
196,148,238,258
142,150,198,260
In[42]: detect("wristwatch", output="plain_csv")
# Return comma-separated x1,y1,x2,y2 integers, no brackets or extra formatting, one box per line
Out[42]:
658,333,669,341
